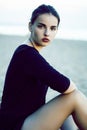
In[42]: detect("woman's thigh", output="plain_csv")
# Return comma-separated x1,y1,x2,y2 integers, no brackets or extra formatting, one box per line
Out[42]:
21,92,76,130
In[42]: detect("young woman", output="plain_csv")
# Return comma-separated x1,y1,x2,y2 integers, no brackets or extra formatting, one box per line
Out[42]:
0,4,87,130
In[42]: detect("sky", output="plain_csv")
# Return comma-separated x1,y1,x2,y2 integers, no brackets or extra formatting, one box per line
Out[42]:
0,0,87,40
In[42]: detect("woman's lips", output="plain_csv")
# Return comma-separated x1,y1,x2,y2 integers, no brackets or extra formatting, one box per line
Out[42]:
42,38,50,42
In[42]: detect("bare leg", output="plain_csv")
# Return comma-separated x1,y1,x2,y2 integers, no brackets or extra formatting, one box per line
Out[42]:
21,90,87,130
72,91,87,130
61,116,78,130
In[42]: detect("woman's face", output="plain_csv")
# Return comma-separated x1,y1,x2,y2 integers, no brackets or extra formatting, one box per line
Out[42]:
29,13,58,47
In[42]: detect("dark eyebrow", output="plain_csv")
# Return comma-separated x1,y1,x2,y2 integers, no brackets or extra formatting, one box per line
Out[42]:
38,23,57,28
38,23,46,27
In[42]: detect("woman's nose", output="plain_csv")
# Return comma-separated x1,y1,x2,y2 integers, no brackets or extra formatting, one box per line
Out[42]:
44,29,50,36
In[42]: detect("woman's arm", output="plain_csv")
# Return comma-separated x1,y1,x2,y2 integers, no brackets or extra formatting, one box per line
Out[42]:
23,47,75,93
64,80,77,94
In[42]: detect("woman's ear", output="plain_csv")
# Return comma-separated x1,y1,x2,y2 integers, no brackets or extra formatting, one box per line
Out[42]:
28,22,32,32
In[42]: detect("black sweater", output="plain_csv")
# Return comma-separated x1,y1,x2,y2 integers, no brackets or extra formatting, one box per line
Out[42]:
0,45,70,130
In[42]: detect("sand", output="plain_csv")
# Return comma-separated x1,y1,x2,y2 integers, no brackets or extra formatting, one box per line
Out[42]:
0,34,87,102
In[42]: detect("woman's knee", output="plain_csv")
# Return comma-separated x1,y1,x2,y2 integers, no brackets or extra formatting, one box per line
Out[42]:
62,89,85,105
70,89,87,108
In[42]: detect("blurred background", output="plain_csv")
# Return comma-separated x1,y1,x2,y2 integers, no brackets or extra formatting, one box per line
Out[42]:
0,0,87,102
0,0,87,40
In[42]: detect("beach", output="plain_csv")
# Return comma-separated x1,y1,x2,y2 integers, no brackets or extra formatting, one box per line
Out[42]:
0,34,87,102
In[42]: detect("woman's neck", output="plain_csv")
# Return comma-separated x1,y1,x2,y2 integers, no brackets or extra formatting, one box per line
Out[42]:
27,38,43,52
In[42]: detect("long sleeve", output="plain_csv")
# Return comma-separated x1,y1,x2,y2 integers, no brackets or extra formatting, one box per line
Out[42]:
0,45,70,130
21,45,70,93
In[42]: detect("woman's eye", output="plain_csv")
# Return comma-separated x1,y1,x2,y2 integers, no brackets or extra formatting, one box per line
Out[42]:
37,25,43,28
51,27,57,31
